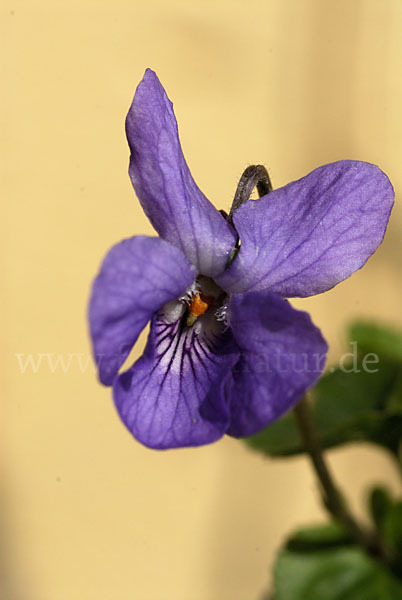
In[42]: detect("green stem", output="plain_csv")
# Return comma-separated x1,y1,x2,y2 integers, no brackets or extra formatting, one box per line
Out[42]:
293,396,388,561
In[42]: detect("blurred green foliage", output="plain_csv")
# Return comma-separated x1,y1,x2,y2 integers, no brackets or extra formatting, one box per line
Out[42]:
247,322,402,598
273,523,402,600
244,321,402,459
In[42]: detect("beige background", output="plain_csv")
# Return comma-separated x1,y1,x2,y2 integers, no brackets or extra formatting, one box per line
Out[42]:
2,0,402,598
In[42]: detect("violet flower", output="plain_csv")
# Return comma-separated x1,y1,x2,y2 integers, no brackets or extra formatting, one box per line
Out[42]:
88,69,394,450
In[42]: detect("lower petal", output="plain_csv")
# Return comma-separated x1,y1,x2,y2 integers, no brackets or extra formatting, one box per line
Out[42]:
226,291,328,437
113,301,239,449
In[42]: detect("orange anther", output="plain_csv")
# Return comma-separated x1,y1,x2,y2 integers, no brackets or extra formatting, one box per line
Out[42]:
189,293,209,317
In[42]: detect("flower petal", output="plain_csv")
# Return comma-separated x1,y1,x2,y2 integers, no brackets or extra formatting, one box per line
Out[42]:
88,236,196,386
217,161,394,297
126,69,237,277
113,301,239,449
226,291,328,437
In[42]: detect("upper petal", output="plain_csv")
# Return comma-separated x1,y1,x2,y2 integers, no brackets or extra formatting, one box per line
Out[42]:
126,69,237,277
113,301,239,449
88,235,196,386
217,161,394,297
226,291,328,437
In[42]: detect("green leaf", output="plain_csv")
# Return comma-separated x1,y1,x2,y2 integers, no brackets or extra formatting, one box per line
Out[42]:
286,522,353,552
244,321,402,458
312,364,402,455
274,531,402,600
369,486,393,531
349,322,402,364
383,501,402,560
387,370,402,415
349,321,402,420
244,361,402,457
244,412,302,457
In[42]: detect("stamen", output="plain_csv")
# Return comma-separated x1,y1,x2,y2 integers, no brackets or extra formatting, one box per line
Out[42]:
215,304,228,324
179,281,200,304
186,292,211,327
180,276,226,328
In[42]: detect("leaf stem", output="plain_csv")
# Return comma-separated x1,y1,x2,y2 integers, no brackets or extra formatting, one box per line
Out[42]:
293,396,388,561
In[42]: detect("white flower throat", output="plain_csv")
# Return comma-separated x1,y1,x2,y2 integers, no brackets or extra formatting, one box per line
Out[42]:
155,276,228,375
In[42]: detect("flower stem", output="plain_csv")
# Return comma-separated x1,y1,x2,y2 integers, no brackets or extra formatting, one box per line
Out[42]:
293,396,388,561
229,164,272,218
224,164,273,268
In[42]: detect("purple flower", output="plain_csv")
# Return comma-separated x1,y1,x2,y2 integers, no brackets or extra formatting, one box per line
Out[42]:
88,69,394,450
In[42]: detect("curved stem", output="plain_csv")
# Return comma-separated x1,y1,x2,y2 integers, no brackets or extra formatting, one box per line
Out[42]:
224,165,273,268
229,164,272,218
293,396,389,561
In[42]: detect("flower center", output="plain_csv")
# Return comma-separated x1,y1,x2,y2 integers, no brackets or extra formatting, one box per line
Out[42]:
187,292,213,326
181,275,226,328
